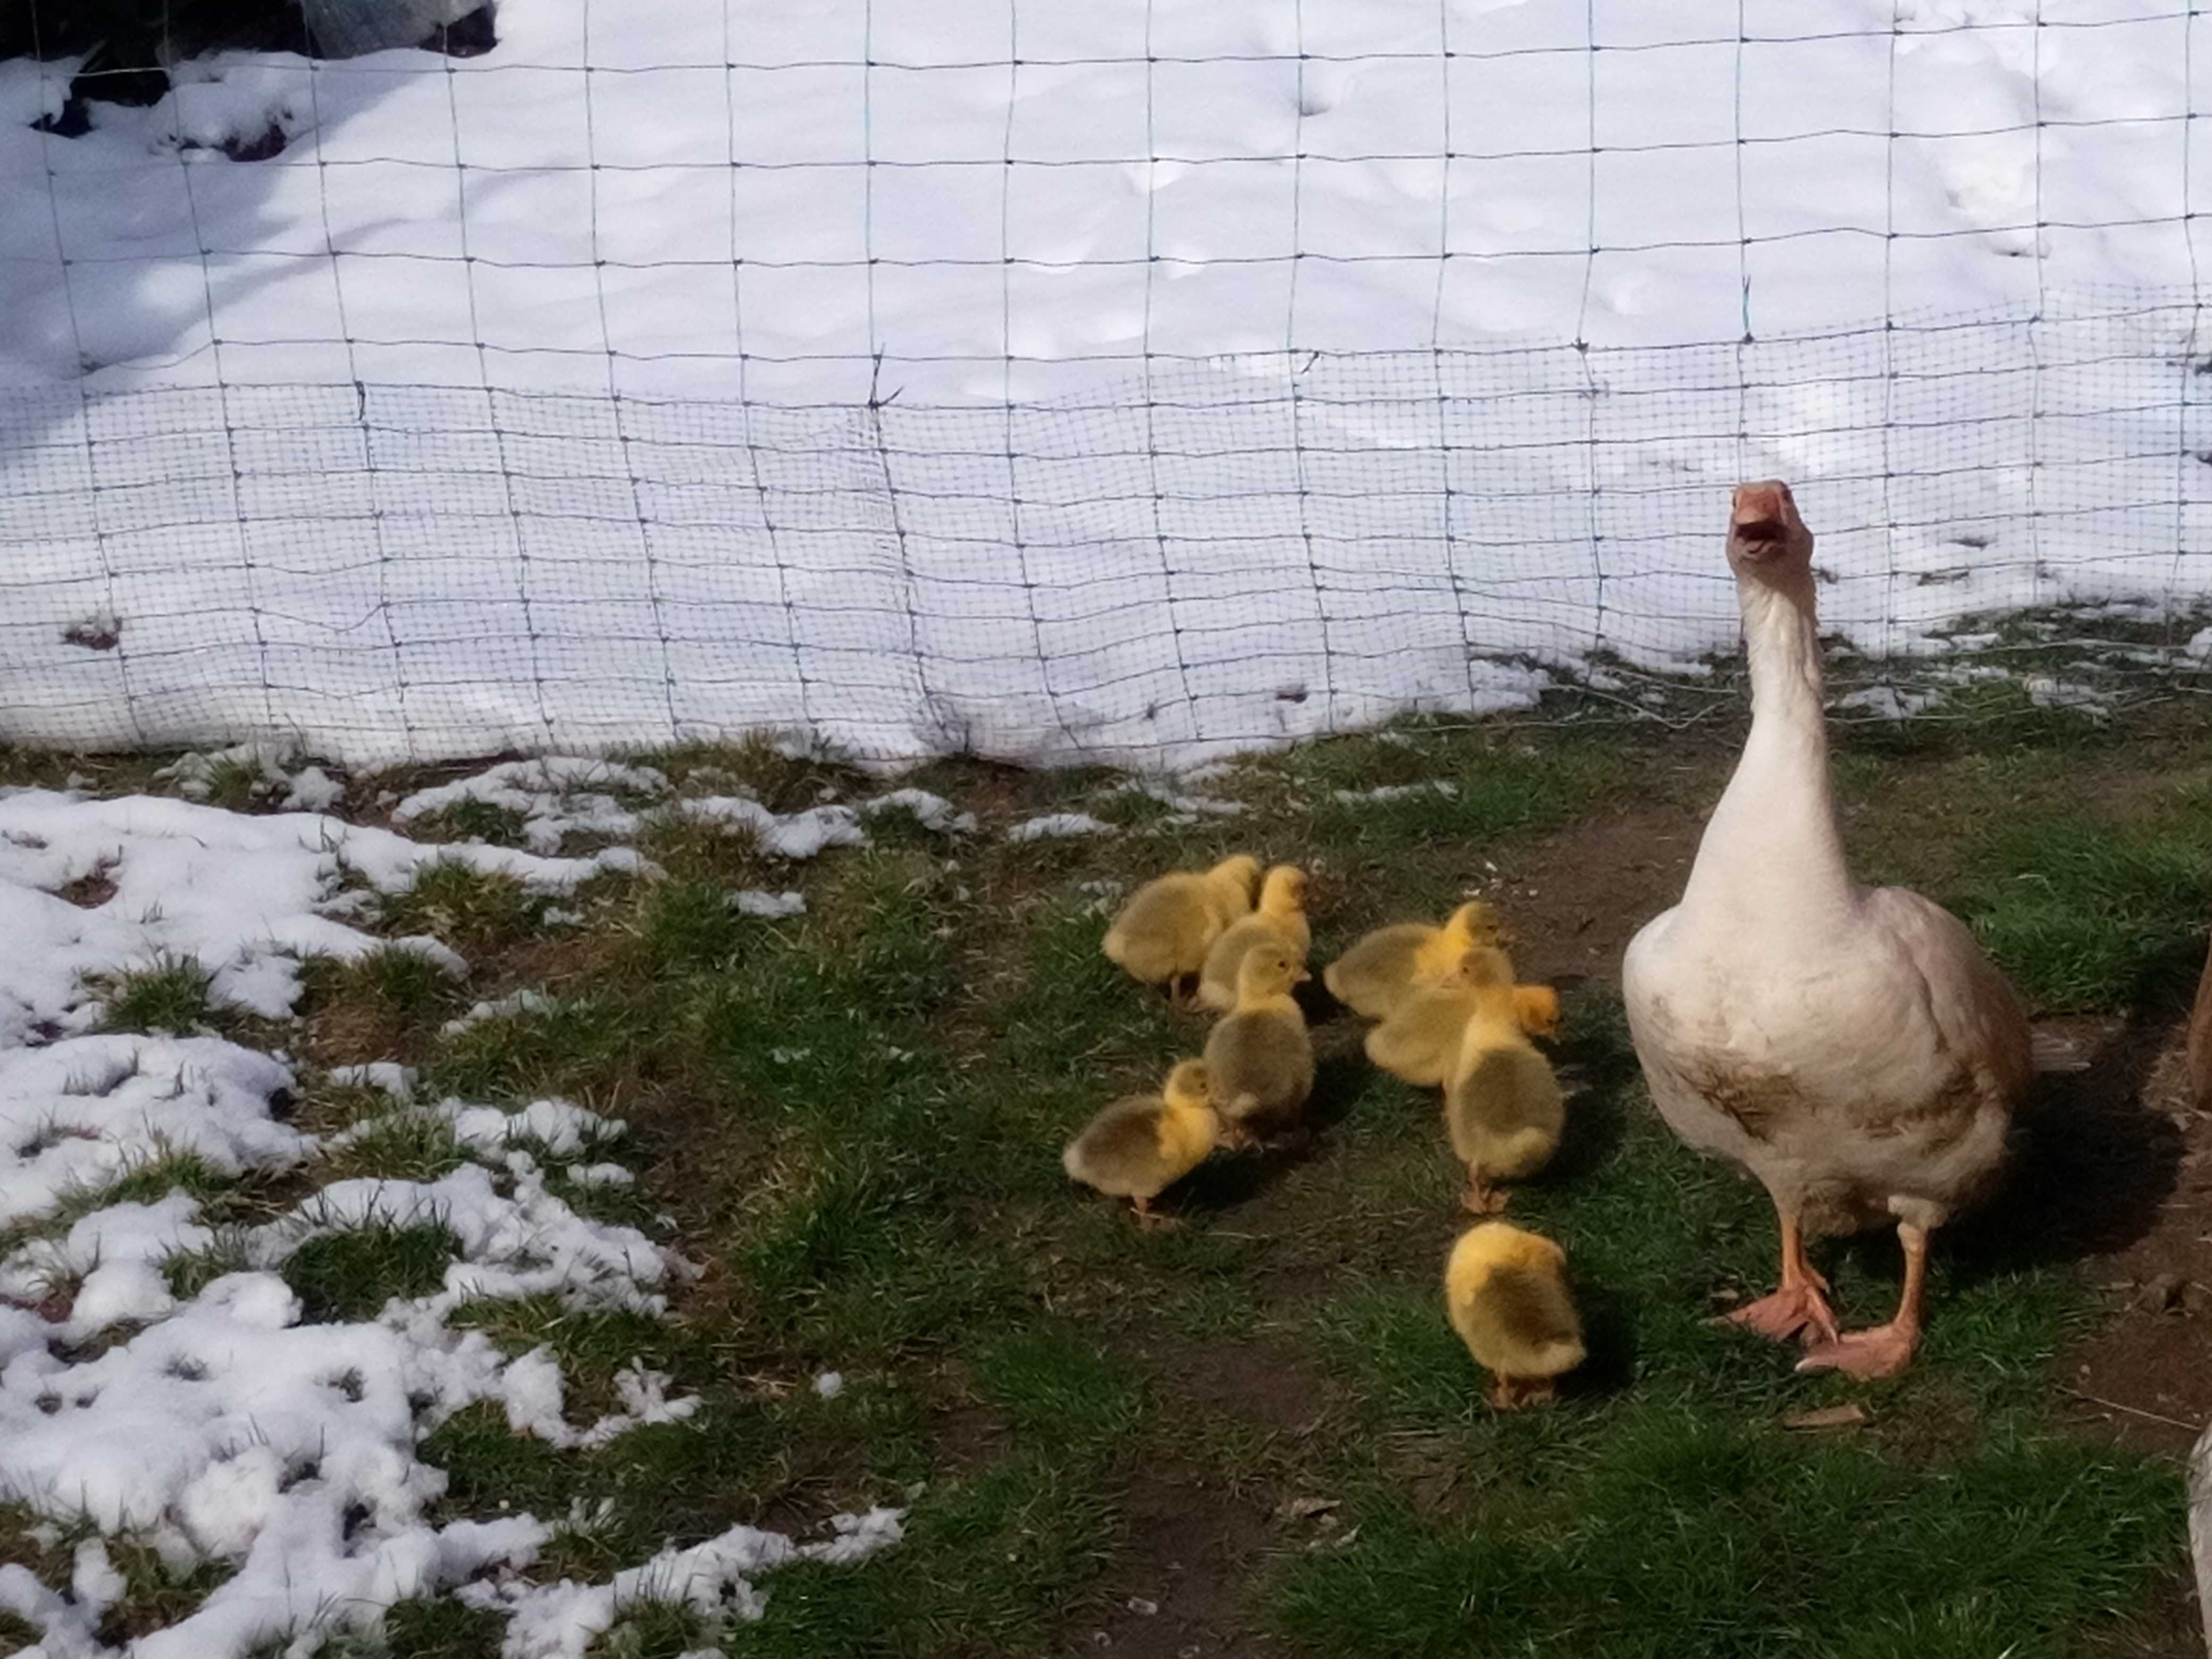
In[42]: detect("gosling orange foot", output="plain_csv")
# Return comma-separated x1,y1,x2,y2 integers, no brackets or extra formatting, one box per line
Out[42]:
1461,1179,1508,1215
1488,1374,1556,1411
1796,1321,1917,1379
1130,1198,1178,1231
1716,1280,1838,1346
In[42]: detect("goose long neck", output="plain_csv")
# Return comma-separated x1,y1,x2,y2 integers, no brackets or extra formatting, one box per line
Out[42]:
1680,572,1853,923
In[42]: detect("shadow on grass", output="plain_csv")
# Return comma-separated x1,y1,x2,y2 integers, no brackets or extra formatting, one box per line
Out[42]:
1949,1012,2186,1277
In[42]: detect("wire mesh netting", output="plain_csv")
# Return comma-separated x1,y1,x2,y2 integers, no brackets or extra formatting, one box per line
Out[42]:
5,4,2212,766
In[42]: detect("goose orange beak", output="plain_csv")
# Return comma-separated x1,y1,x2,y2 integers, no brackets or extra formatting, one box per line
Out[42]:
1729,480,1798,562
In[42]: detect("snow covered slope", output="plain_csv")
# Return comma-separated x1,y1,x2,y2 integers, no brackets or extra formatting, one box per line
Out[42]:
2,1,2210,765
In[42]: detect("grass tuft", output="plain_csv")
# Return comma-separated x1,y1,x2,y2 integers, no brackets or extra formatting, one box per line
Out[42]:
408,799,531,848
321,1111,471,1186
379,861,544,956
585,1598,713,1659
625,877,757,976
374,1596,507,1657
282,1219,460,1322
97,952,216,1035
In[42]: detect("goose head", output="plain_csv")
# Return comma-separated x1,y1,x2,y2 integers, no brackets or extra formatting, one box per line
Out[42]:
1725,480,1814,586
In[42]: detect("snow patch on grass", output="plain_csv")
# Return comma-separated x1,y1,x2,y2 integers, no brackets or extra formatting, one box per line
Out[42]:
393,759,672,854
0,790,907,1653
0,791,638,1043
1007,812,1112,843
462,1506,906,1659
0,1036,300,1230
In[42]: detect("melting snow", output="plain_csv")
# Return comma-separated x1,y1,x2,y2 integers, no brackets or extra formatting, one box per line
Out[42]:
1330,781,1458,805
1006,812,1113,842
154,744,345,815
440,990,560,1037
328,1061,419,1097
858,790,978,835
679,797,867,860
0,789,637,1045
392,759,672,854
730,890,807,919
462,1507,906,1659
0,1036,301,1229
0,790,902,1654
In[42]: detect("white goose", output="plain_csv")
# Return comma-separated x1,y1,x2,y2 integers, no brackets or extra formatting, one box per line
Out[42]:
1621,481,2032,1378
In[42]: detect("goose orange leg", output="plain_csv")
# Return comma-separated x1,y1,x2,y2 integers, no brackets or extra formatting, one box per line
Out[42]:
1719,1210,1839,1346
1797,1222,1926,1379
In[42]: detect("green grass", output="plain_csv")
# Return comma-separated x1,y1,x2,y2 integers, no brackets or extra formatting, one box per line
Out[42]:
319,1111,471,1186
374,1598,509,1658
282,1219,462,1321
96,952,217,1034
377,860,547,956
0,1146,229,1261
161,1231,256,1300
1276,1422,2177,1659
586,1599,715,1658
194,752,274,812
90,1542,234,1648
971,1327,1146,1454
424,992,635,1103
1955,811,2212,1009
732,1453,1122,1656
449,1297,707,1414
407,799,531,847
7,711,2208,1657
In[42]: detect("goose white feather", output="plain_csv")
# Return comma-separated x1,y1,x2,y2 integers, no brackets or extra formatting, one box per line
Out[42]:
1620,481,2032,1378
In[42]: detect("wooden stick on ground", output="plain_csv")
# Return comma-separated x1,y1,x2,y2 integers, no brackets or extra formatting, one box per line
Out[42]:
2183,937,2212,1112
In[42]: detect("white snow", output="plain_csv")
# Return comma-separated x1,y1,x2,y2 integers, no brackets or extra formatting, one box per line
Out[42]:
2,2,2200,396
1006,812,1112,842
679,797,867,860
5,3,2212,769
858,790,978,836
0,789,638,1047
1329,780,1457,805
461,1506,906,1659
0,1036,303,1228
1118,782,1246,819
393,759,671,854
330,1060,420,1096
333,1093,624,1166
0,1194,211,1338
730,890,808,919
440,989,560,1036
155,744,345,814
